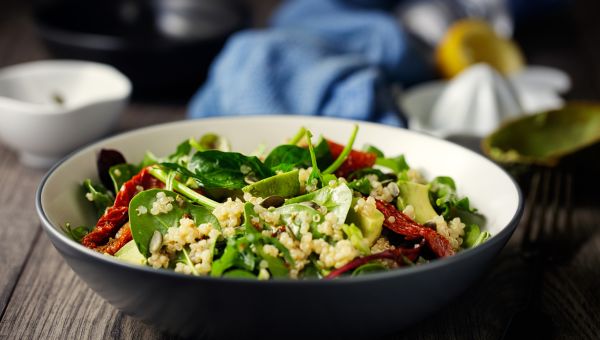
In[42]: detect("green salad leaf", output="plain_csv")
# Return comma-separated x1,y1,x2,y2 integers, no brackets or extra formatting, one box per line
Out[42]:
82,179,114,218
187,150,274,190
429,176,486,228
128,189,221,256
285,183,353,225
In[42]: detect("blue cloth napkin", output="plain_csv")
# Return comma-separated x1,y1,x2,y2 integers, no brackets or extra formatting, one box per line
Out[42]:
187,0,433,126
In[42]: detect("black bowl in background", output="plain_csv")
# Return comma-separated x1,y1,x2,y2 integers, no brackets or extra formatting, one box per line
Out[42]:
33,0,246,101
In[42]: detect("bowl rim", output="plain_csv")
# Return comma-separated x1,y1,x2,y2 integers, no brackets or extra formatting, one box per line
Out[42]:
36,115,523,286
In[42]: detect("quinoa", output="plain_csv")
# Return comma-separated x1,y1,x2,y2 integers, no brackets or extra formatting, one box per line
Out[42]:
212,198,244,228
431,215,465,250
150,191,175,215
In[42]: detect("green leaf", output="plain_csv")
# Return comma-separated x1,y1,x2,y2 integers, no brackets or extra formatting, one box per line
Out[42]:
375,154,409,173
188,150,274,190
62,222,93,243
352,262,388,276
363,145,385,158
175,247,199,276
257,246,289,278
276,203,323,239
222,269,256,279
109,164,138,193
347,177,372,195
263,145,311,172
82,179,114,218
285,183,353,225
429,176,486,227
167,140,192,165
211,239,239,276
128,189,221,256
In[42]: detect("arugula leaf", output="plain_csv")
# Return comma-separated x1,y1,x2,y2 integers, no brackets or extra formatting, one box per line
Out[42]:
188,150,274,190
82,179,114,218
128,189,221,256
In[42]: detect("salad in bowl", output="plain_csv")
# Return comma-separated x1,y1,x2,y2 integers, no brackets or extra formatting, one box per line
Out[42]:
37,116,521,338
68,125,491,280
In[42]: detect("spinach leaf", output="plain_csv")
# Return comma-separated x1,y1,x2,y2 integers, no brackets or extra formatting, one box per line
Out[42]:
243,202,295,266
276,203,323,239
375,154,409,173
82,179,114,218
285,183,353,225
109,163,138,193
188,150,274,189
264,145,311,172
347,168,386,181
128,189,221,256
430,176,486,227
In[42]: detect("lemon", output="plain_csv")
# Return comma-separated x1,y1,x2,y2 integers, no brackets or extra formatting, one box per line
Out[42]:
436,19,525,78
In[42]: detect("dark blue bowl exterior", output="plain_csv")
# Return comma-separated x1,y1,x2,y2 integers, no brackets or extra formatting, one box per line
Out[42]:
41,214,518,338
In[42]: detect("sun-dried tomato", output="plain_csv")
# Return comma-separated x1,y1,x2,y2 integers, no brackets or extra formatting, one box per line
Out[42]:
326,140,377,178
82,167,163,251
96,223,133,255
375,199,454,258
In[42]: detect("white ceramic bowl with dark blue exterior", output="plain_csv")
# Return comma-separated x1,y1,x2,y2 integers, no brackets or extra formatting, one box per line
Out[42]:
36,116,522,338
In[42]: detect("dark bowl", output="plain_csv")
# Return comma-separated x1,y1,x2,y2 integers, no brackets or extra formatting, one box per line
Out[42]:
36,116,523,338
33,0,245,101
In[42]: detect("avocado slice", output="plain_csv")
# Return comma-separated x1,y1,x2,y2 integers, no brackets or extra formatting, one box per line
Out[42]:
242,169,300,198
114,240,147,265
346,197,384,246
397,181,438,224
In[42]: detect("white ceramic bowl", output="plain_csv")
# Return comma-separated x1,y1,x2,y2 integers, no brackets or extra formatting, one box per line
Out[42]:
37,116,522,338
0,60,131,168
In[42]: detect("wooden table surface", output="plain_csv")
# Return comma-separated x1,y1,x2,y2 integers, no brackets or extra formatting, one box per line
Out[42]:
0,1,599,339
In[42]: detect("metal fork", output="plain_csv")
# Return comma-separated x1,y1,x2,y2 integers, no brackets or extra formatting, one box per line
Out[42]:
501,168,573,339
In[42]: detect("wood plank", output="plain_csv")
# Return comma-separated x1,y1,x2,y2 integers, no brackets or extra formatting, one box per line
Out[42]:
0,144,45,318
0,232,178,340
